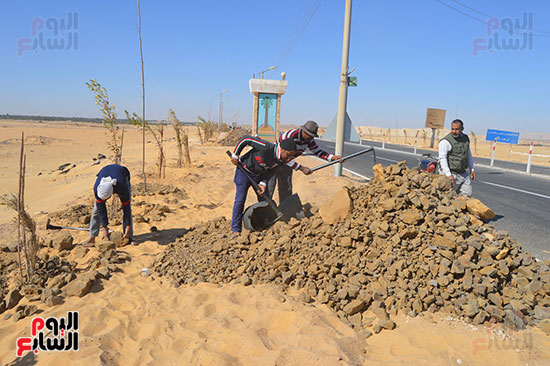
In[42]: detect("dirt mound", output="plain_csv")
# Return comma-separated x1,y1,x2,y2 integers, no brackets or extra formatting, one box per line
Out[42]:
0,135,69,146
0,249,131,320
217,127,249,146
48,204,91,227
132,182,187,199
153,162,550,335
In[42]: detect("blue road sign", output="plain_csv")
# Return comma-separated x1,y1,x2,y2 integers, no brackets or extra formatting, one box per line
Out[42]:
485,129,520,144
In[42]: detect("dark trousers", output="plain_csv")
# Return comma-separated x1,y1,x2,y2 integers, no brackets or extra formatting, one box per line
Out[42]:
231,168,270,233
267,165,293,204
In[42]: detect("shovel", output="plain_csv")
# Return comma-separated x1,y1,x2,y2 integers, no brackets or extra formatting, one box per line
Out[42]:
310,147,375,172
226,151,303,231
46,218,113,233
46,218,89,232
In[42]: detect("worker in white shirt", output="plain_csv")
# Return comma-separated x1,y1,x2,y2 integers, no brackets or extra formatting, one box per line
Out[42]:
438,119,477,196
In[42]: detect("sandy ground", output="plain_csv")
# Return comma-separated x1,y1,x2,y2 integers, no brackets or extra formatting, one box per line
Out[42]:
354,126,550,167
1,120,549,365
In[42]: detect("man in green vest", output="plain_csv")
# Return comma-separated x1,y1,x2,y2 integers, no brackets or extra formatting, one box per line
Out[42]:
438,119,477,196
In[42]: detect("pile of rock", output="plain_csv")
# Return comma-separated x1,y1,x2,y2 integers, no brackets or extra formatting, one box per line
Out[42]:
132,182,188,199
48,204,91,227
1,247,130,321
153,162,550,335
217,127,249,146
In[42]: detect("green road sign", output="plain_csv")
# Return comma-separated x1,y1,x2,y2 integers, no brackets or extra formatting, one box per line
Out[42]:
347,76,357,87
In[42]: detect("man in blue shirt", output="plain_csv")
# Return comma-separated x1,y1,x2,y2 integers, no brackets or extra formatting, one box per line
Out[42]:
84,164,134,245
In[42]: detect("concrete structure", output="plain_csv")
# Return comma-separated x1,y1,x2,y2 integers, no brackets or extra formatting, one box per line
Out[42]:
323,112,360,143
249,74,288,142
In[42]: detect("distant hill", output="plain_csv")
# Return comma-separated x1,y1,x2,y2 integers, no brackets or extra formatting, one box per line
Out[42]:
0,114,196,125
521,132,550,143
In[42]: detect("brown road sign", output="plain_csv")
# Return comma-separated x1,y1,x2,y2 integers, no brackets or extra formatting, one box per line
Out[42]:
425,108,446,129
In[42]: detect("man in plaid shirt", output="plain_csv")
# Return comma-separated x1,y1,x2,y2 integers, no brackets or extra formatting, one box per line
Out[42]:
268,120,341,204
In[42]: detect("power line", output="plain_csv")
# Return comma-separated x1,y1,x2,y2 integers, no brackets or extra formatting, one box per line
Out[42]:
437,0,550,38
448,0,550,35
267,0,323,78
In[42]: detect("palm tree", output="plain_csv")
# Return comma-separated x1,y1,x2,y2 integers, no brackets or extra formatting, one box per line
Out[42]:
260,96,273,128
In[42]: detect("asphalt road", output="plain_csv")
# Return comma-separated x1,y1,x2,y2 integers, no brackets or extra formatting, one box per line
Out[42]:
314,139,550,260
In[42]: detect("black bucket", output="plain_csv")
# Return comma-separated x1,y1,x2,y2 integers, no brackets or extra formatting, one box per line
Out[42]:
243,201,282,231
278,194,303,218
243,193,304,231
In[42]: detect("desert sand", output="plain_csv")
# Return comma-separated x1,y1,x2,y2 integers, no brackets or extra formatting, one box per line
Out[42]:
1,120,549,365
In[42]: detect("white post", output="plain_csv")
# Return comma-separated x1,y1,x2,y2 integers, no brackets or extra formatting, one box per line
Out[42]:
526,141,533,174
359,131,362,145
414,131,418,154
334,0,352,177
490,138,497,167
382,133,386,149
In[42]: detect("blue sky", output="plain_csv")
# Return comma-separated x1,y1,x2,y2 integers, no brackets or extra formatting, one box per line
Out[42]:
1,0,549,135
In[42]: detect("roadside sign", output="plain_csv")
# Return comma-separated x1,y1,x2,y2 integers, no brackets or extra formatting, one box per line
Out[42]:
485,129,520,144
347,76,357,87
425,108,446,129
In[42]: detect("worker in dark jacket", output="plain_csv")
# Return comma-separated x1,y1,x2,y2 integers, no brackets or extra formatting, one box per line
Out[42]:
268,120,342,204
84,164,134,244
230,136,297,236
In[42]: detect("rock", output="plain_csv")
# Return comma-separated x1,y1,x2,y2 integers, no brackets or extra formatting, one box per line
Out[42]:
463,300,479,318
338,237,352,248
372,307,389,321
432,176,452,191
297,292,312,303
379,198,397,212
58,163,71,171
488,293,503,307
451,261,465,275
343,300,365,316
5,289,22,309
64,276,94,297
110,232,124,247
52,232,74,251
480,266,497,277
504,310,526,330
538,319,550,335
433,235,456,250
96,240,115,252
496,248,510,260
373,164,385,182
465,198,495,221
2,240,19,252
380,319,396,330
401,209,423,225
73,245,89,259
319,189,352,225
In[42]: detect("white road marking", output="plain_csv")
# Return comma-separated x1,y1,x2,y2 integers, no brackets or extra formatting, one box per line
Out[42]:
343,167,371,181
376,157,400,163
479,180,550,200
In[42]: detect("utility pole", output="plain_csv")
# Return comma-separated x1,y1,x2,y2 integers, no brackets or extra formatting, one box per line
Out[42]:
334,0,352,177
138,0,146,189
